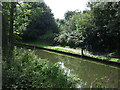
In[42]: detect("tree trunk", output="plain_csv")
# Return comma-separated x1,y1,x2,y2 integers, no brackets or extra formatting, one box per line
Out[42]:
8,3,16,65
2,17,8,61
9,2,15,60
81,48,84,56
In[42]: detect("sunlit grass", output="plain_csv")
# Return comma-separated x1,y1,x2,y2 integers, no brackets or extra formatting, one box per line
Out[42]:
19,43,120,63
85,54,120,62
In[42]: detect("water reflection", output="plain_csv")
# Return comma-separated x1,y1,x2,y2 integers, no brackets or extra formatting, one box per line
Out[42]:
34,49,120,88
57,61,86,88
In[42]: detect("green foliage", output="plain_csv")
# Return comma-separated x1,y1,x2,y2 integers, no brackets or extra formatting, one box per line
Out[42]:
2,2,30,41
86,2,120,52
64,10,80,20
2,2,59,42
54,10,93,48
54,2,120,55
54,31,82,47
22,2,59,41
3,48,80,89
2,2,17,63
14,3,31,41
38,33,57,43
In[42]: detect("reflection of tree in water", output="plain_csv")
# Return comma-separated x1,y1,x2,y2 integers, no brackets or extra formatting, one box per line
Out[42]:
89,76,116,88
55,55,77,73
56,61,86,88
54,54,120,88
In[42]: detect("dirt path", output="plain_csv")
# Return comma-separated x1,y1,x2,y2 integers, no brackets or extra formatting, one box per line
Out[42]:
54,46,91,55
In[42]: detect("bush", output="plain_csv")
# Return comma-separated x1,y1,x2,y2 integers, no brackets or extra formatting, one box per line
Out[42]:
54,31,83,47
2,47,80,89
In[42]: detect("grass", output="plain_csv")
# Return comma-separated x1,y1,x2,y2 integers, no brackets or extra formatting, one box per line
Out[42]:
85,54,120,62
18,42,120,63
21,43,80,54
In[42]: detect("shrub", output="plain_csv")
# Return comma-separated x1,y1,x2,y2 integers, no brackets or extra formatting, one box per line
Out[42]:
2,47,80,89
54,31,83,47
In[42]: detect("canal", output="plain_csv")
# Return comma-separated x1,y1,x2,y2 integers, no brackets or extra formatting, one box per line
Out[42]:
33,49,120,88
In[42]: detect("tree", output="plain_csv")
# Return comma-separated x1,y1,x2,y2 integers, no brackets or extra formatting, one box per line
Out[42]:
87,2,120,53
55,10,94,47
2,2,32,64
22,2,59,41
2,2,17,65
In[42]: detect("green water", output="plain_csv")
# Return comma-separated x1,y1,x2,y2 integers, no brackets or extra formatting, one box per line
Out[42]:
34,49,120,88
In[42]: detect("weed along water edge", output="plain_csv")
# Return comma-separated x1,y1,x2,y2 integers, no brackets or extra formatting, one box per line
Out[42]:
32,49,120,88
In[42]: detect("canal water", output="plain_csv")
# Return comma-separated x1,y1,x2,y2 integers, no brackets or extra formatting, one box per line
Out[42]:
34,49,120,88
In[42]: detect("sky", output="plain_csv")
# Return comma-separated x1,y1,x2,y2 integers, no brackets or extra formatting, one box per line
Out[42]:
44,0,89,19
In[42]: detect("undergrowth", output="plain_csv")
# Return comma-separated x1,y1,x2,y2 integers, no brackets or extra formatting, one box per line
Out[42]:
2,47,81,89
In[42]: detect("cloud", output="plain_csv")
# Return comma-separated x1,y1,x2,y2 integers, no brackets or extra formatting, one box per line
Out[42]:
44,0,89,19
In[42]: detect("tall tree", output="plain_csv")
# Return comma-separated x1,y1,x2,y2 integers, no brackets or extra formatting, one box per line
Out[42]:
22,2,59,41
2,2,17,65
87,2,120,53
9,3,16,62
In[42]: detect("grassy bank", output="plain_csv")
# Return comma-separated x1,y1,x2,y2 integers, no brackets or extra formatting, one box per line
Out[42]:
18,43,120,63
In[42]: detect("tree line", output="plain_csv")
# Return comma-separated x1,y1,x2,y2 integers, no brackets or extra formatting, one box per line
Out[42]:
55,2,120,55
2,2,120,63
